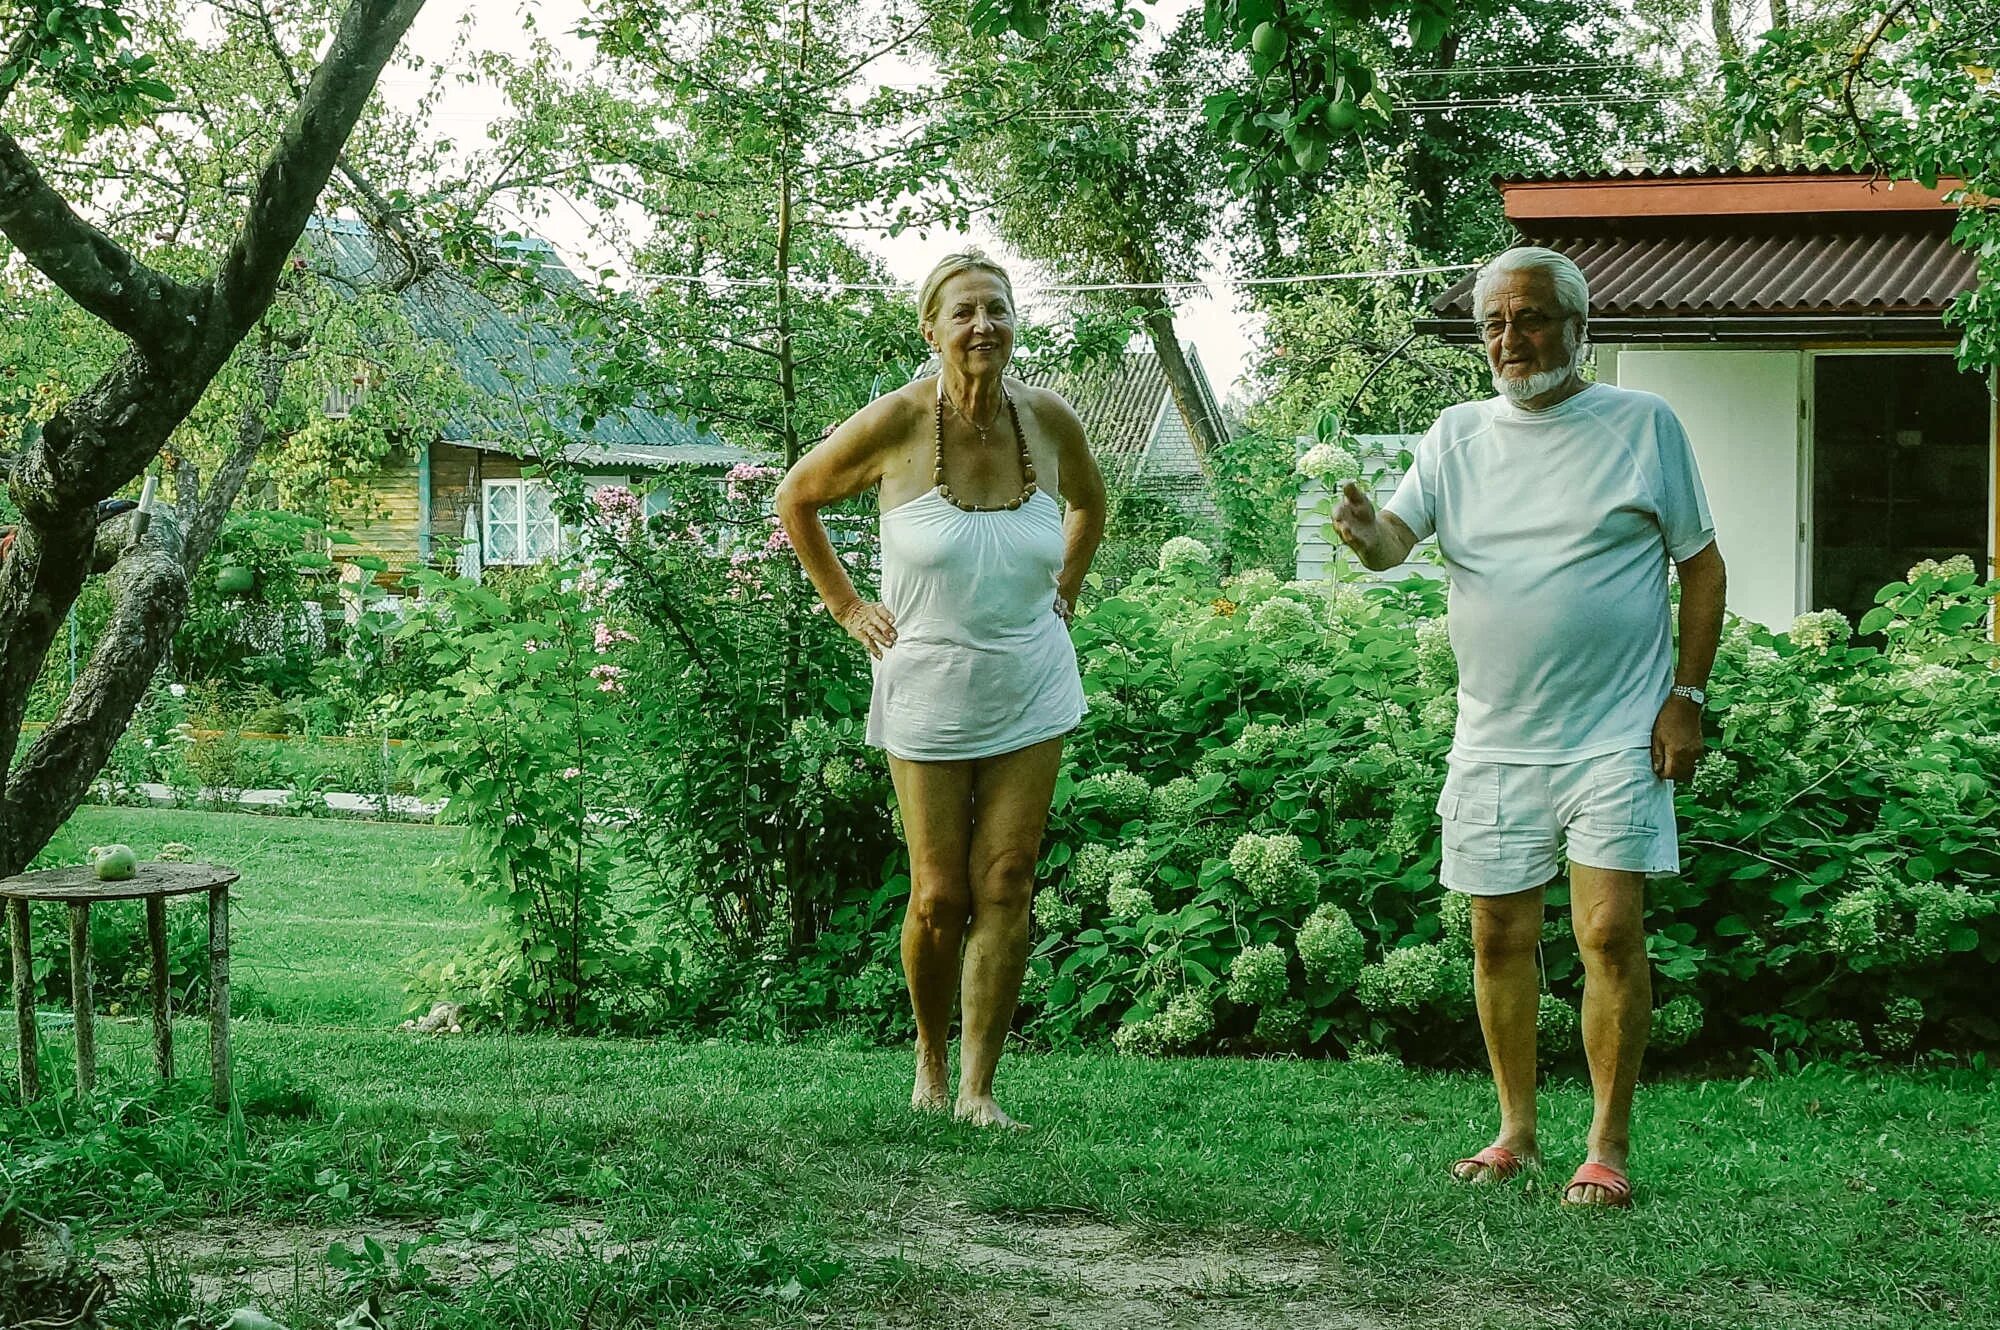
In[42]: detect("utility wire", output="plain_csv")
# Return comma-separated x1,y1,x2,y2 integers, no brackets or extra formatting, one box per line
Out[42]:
630,261,1480,295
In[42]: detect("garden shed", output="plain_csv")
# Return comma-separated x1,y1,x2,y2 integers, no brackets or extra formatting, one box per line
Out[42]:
307,218,759,577
1416,168,1995,632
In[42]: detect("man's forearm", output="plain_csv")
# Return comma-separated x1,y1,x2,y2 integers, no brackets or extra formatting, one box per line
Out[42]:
1674,556,1726,687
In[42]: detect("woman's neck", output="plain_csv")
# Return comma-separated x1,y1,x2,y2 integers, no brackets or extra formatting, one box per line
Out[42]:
939,362,1005,433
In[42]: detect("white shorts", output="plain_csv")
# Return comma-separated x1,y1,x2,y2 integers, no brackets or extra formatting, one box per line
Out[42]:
1436,747,1679,896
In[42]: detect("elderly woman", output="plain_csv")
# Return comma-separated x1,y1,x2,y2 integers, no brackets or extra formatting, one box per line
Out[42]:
775,251,1105,1128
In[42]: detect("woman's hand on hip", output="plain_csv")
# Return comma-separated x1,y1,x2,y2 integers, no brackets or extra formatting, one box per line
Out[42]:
1054,593,1073,627
836,600,897,658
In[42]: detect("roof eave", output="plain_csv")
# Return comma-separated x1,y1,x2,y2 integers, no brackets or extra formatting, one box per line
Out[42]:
1415,312,1958,345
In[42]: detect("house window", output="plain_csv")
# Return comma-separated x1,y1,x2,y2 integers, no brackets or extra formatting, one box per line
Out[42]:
482,479,561,564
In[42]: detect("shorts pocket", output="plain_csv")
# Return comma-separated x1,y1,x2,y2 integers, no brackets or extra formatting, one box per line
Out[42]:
1435,765,1500,825
1586,750,1661,834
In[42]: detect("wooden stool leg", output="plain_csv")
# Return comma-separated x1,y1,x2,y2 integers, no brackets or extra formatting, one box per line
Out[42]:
148,896,173,1082
10,898,38,1102
68,901,93,1098
208,885,230,1112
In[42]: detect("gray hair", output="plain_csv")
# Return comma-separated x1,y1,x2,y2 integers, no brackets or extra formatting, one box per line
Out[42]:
1472,246,1590,326
917,248,1014,330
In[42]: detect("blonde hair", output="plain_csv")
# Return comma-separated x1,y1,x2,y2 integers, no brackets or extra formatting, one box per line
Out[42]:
916,249,1015,331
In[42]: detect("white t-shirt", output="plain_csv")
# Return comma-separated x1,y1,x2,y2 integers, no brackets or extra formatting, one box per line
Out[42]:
1383,382,1715,764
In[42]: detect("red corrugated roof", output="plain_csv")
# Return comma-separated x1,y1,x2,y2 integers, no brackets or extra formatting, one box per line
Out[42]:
1429,225,1975,321
1422,169,1978,334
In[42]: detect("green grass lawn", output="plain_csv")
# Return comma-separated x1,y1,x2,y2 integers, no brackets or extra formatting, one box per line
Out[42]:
39,807,481,1026
4,807,1995,1329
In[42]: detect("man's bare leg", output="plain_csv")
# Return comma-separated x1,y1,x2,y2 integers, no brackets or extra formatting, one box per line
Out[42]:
1568,862,1650,1204
1456,884,1547,1180
889,755,974,1111
956,736,1064,1129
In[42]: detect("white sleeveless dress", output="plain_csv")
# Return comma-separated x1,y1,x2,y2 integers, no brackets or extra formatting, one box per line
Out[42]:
865,486,1085,761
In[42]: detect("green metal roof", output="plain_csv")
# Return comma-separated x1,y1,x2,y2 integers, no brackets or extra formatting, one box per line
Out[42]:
304,218,756,468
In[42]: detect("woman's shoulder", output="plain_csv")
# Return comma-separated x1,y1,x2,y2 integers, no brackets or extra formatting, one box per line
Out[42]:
1006,378,1085,436
839,378,933,444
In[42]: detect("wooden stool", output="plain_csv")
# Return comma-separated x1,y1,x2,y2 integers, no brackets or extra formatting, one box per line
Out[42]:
0,863,239,1111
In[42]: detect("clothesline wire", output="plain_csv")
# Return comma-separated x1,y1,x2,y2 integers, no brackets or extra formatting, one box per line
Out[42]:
631,262,1481,295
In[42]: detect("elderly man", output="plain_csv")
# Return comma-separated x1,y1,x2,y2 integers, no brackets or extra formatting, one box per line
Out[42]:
1333,246,1726,1208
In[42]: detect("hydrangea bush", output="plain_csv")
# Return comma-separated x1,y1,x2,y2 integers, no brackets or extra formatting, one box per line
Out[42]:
1024,550,2000,1064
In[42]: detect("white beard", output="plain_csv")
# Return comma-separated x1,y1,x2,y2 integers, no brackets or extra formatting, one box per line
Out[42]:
1491,336,1588,406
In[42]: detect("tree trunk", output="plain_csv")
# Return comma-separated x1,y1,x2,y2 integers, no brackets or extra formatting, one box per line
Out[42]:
0,0,428,876
1712,0,1742,62
1129,286,1229,472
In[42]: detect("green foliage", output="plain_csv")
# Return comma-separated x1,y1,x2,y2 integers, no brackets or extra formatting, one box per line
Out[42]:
1023,548,2000,1063
0,895,209,1014
0,1,174,149
1732,2,2000,370
1205,427,1303,576
171,510,334,697
392,566,654,1032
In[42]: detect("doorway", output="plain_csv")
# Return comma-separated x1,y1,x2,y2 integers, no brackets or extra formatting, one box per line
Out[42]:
1810,353,1993,630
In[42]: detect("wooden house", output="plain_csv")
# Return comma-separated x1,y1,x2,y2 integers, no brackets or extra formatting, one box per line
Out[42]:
305,218,760,578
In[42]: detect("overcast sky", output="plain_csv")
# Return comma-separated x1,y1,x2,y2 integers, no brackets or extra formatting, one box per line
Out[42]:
373,0,1257,395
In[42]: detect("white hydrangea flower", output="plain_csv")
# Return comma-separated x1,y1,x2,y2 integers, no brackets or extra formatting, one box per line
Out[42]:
1295,441,1360,482
1157,536,1214,574
1107,879,1155,918
1246,596,1315,637
1419,693,1457,733
1895,663,1956,695
1224,568,1281,596
1908,554,1976,582
1789,609,1852,653
1229,832,1316,905
1033,891,1081,935
1688,752,1735,800
1226,942,1291,1006
1297,904,1366,992
1414,617,1456,690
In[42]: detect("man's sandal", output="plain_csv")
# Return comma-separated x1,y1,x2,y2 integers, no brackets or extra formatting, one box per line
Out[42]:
1450,1145,1527,1183
1561,1161,1633,1209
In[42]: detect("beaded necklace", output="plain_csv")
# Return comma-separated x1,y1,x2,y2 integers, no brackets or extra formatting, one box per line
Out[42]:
933,379,1038,512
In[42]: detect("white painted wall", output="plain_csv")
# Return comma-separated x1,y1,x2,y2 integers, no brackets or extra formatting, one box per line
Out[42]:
1613,349,1805,628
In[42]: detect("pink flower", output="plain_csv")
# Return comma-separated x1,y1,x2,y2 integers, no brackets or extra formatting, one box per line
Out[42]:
592,621,637,653
562,767,581,779
724,462,785,502
523,639,543,654
589,662,626,695
763,525,792,554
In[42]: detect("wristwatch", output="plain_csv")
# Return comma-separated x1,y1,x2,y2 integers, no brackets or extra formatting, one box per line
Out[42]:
1669,684,1707,709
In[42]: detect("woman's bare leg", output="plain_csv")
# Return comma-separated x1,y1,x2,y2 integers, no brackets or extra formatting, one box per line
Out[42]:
956,736,1064,1128
888,754,975,1111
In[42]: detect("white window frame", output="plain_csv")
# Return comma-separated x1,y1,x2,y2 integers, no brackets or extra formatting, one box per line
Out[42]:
481,478,562,565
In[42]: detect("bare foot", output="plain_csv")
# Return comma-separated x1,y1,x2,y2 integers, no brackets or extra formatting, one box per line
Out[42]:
953,1094,1028,1130
1450,1137,1540,1183
912,1053,949,1112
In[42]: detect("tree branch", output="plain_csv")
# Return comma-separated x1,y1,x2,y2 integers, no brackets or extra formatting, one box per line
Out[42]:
0,129,203,354
0,521,188,876
208,0,429,334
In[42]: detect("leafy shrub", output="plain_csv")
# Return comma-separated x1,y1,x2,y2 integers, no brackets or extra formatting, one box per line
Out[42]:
1025,549,2000,1064
393,566,656,1031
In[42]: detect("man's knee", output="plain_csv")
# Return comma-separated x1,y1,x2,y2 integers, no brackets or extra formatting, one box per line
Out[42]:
1574,905,1646,973
973,847,1036,916
1470,892,1543,964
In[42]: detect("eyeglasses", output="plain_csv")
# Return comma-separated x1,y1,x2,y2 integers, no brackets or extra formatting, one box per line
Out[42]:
1479,311,1563,339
